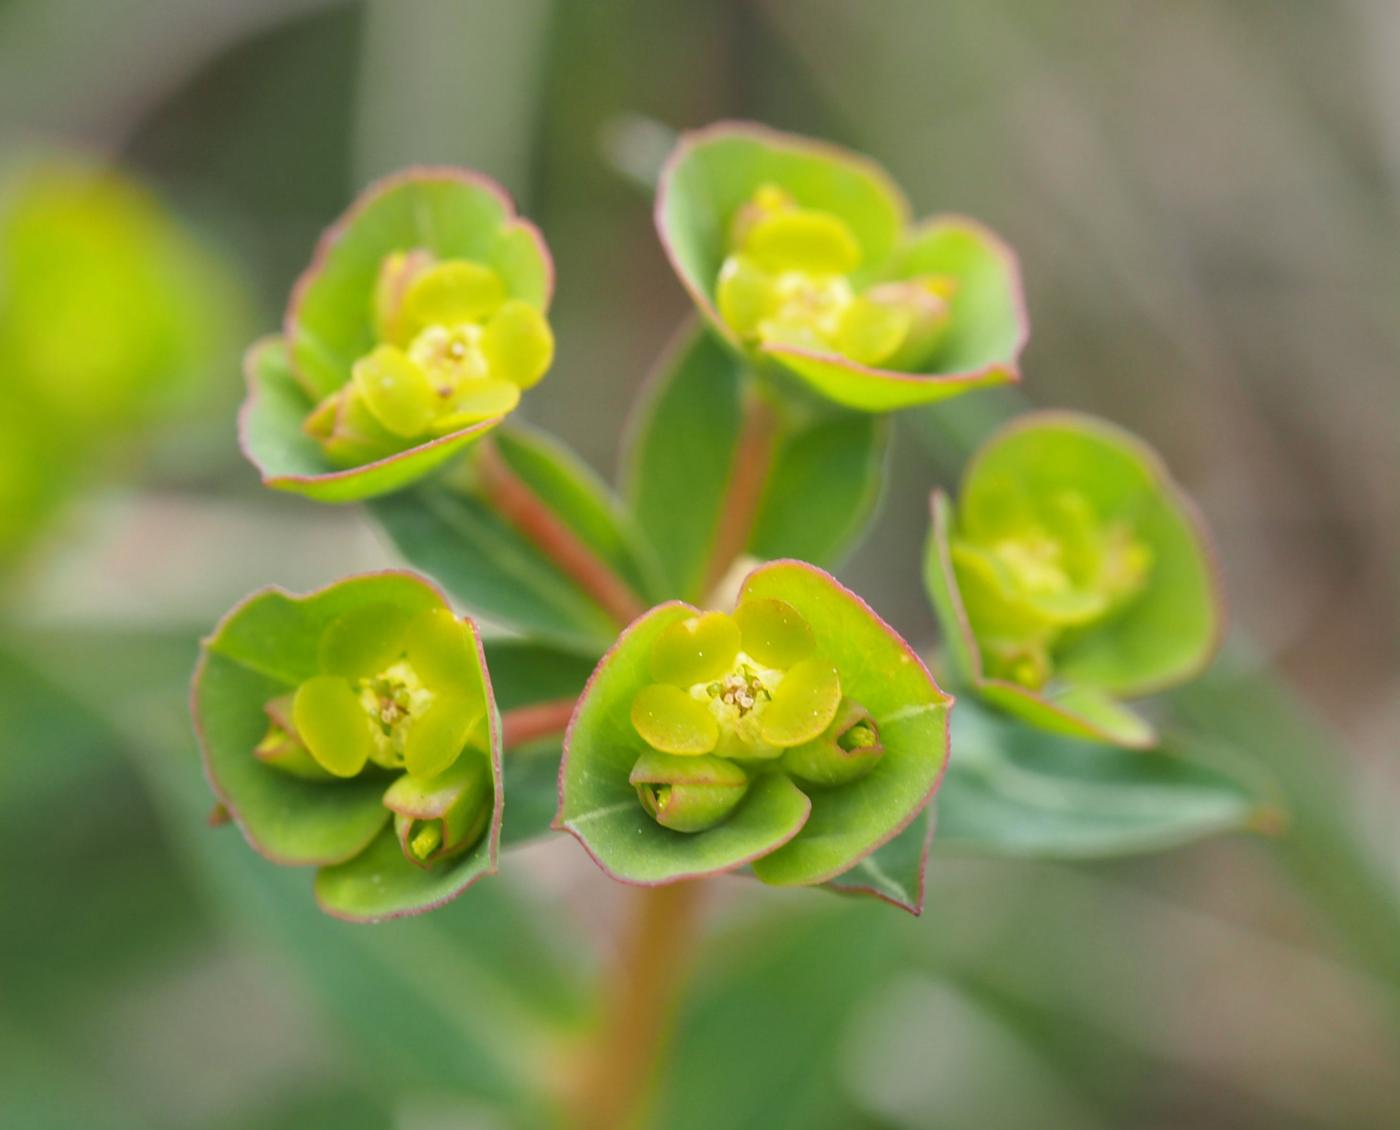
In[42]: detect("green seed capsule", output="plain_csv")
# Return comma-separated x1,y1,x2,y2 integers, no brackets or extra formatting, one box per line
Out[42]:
650,612,742,687
760,658,842,747
482,299,554,389
352,345,437,438
780,699,884,787
629,751,749,833
384,754,493,867
317,602,412,679
401,260,505,334
631,684,719,755
253,695,333,780
743,209,861,275
293,674,374,777
734,598,815,670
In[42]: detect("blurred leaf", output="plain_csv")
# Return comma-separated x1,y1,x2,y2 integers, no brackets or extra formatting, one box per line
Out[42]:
933,700,1268,858
660,902,904,1130
484,638,595,848
749,409,889,568
622,325,744,601
624,324,891,601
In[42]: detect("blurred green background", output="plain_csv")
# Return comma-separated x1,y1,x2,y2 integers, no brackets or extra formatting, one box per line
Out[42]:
2,2,1398,1127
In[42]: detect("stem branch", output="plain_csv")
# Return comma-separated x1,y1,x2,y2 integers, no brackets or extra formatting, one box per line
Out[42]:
475,440,647,627
500,697,577,749
702,390,781,596
565,882,707,1130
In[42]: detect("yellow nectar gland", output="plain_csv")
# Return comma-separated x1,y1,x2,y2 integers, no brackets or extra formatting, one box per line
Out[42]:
355,659,435,769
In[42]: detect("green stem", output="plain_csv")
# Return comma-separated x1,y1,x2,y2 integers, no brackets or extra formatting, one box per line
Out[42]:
475,440,648,627
701,388,781,599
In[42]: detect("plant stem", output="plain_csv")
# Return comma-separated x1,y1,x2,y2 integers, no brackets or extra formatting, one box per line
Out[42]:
500,697,577,749
475,440,647,627
565,881,707,1130
701,389,781,597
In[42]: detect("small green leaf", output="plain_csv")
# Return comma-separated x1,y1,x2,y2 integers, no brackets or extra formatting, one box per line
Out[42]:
822,804,934,914
623,326,891,599
748,410,889,568
557,603,812,883
240,336,502,503
314,821,495,922
623,325,745,601
934,702,1267,857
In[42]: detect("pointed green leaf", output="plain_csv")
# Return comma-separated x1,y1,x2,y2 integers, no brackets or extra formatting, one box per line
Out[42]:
822,804,934,914
623,325,891,600
934,702,1269,857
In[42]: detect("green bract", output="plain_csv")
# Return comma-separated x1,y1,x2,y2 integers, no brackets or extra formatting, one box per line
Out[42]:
192,571,503,921
924,411,1223,748
241,167,554,502
656,122,1026,412
556,561,951,898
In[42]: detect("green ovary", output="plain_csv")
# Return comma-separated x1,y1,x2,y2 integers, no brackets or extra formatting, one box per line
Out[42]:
714,183,956,369
305,255,554,465
629,598,873,833
953,489,1155,689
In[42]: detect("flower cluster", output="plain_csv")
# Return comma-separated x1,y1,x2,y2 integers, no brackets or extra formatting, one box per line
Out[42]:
264,601,492,865
627,598,884,833
195,573,502,921
305,254,552,467
925,413,1222,748
717,183,956,371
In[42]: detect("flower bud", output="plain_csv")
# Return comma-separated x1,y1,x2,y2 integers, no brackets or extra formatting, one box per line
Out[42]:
383,754,493,868
252,694,333,780
780,699,885,787
629,751,750,834
373,247,436,345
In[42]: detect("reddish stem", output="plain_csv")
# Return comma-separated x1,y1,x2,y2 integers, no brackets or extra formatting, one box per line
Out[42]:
474,441,648,627
500,697,577,749
701,391,781,597
565,882,707,1130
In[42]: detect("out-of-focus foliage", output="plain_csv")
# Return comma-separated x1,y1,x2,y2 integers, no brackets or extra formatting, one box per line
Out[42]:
0,156,240,565
3,1,1398,1129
